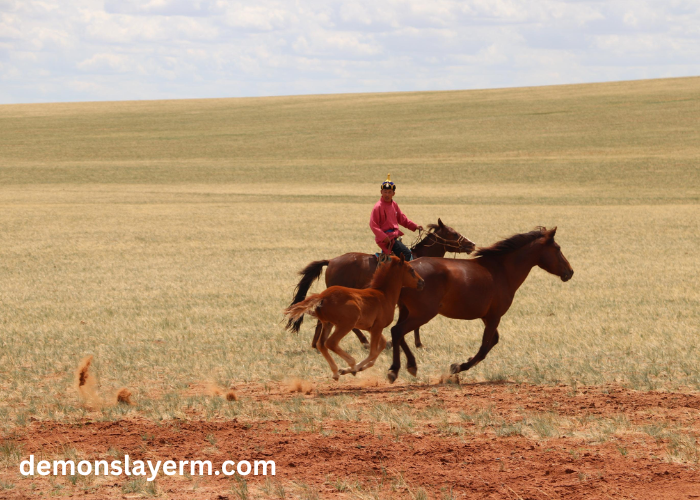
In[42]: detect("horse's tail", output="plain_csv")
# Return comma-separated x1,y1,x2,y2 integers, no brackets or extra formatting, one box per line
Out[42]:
284,294,324,331
286,259,329,333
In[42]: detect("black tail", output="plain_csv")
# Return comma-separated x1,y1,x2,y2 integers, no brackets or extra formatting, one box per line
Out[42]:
286,259,329,333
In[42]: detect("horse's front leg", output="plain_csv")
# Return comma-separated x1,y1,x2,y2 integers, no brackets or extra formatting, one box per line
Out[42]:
387,313,436,383
450,318,500,374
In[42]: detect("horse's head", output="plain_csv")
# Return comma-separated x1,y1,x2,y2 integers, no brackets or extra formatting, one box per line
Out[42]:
537,227,574,282
431,218,476,254
398,255,425,290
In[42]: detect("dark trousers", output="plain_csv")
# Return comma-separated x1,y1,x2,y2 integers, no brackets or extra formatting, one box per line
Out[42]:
391,238,413,261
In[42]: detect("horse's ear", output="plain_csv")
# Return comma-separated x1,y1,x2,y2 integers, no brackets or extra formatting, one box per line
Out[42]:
438,218,444,228
545,227,557,241
400,254,405,264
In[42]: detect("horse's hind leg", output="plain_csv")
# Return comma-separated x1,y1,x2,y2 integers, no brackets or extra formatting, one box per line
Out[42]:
324,324,357,376
414,327,423,348
316,323,341,380
450,318,500,375
353,329,370,349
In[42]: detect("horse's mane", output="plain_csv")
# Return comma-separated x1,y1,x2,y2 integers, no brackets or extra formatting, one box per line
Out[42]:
473,227,546,258
369,256,400,288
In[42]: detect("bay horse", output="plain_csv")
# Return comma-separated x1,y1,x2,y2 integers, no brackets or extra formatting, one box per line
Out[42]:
386,227,574,383
287,219,474,349
284,255,424,380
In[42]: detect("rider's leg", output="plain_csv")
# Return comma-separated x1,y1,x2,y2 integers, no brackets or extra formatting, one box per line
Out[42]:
392,238,413,261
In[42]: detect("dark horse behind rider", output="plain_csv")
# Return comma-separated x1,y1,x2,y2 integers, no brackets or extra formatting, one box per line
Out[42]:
286,219,475,348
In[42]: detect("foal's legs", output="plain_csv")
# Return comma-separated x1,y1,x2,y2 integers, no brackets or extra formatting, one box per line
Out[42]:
350,325,388,373
450,318,501,374
323,323,357,378
316,321,340,380
316,323,342,379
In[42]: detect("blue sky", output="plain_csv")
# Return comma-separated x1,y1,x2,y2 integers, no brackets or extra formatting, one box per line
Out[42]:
1,0,699,104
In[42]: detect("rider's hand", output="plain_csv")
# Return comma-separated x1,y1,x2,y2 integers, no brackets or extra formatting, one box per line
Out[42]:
382,237,391,245
417,225,423,231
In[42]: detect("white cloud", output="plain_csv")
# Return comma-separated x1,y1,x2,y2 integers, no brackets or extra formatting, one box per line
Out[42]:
222,5,293,31
0,0,699,103
293,30,382,58
77,53,133,73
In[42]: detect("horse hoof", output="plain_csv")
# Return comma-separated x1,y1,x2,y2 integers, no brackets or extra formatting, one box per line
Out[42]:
407,366,418,377
362,343,370,351
449,363,461,375
333,373,340,381
416,343,423,348
387,371,398,384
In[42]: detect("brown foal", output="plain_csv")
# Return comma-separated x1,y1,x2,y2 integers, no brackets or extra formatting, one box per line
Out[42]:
285,255,424,380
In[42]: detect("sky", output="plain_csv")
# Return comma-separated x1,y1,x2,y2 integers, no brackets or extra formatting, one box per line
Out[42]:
1,0,699,104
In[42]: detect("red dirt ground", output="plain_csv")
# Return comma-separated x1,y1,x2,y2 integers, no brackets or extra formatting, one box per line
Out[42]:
2,382,699,499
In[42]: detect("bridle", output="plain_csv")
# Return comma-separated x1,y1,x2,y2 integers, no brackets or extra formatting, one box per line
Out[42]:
410,228,471,254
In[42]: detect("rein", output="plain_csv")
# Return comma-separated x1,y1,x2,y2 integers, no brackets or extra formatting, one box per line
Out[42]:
410,229,467,255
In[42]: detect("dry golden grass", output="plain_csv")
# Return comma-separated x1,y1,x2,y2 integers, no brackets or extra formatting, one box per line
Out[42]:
0,77,698,429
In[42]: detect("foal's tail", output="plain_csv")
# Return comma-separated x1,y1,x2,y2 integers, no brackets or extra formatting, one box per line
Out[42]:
285,259,329,333
284,294,324,331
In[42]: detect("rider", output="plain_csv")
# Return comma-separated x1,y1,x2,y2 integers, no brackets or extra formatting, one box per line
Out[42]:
370,174,423,262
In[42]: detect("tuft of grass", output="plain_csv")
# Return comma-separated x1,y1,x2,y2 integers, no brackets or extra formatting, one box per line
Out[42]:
0,481,15,490
0,440,22,466
262,477,286,499
413,487,429,500
122,477,147,494
666,432,700,464
231,475,249,500
496,422,524,437
295,482,320,500
525,412,564,439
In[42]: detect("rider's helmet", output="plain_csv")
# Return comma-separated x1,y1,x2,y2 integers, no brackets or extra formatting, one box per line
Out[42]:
381,173,396,191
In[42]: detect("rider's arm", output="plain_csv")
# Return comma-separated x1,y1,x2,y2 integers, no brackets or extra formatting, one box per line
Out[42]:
395,203,418,232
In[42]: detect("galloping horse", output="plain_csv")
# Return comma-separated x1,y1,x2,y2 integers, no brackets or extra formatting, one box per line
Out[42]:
386,227,574,383
284,255,424,380
287,219,474,349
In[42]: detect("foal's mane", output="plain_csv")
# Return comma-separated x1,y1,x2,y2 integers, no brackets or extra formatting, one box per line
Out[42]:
473,227,546,258
369,256,401,288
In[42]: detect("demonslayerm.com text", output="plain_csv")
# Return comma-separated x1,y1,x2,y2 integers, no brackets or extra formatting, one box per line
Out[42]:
20,455,275,481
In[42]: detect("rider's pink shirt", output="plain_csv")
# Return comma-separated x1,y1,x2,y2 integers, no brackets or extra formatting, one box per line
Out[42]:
369,198,418,254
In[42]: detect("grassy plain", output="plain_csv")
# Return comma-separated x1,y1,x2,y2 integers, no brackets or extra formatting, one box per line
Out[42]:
0,77,699,430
